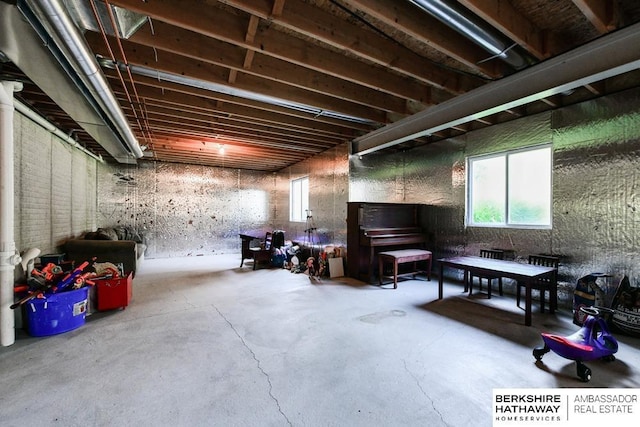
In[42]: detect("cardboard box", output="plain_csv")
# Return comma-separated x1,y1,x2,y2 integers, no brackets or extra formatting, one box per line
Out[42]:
95,272,132,311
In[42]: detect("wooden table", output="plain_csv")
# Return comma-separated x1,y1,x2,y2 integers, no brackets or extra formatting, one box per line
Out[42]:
437,256,557,326
378,249,432,288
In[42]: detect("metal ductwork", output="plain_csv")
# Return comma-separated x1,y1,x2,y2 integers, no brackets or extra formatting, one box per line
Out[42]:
408,0,534,70
0,2,137,163
63,0,147,39
17,0,143,161
99,58,378,126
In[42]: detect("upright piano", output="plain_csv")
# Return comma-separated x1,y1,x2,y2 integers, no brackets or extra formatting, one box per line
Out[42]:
347,202,427,282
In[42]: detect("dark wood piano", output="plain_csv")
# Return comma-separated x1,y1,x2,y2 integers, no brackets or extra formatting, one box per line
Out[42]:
347,202,427,282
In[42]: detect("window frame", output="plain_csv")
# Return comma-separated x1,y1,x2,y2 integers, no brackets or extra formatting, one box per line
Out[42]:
289,176,309,222
466,144,553,229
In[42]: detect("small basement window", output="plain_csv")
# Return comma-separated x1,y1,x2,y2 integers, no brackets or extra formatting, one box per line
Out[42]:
290,176,309,222
467,145,552,228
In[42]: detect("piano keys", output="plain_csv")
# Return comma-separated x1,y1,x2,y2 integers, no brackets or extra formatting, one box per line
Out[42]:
347,202,427,282
361,227,426,246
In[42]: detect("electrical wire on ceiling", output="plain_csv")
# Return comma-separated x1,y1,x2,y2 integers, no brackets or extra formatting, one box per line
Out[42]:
90,0,154,147
18,0,144,161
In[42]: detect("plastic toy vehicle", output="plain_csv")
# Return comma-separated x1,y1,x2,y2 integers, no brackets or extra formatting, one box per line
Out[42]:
533,306,618,382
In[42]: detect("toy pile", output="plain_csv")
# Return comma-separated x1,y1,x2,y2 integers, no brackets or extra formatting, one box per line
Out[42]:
12,257,122,337
286,245,345,279
610,276,640,337
572,274,640,336
12,258,121,310
572,273,609,325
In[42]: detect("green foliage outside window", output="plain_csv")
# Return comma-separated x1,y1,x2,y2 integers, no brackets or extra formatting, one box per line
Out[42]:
472,202,505,223
509,201,547,224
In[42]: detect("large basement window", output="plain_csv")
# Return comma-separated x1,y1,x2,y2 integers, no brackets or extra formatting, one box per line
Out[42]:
467,145,552,228
290,176,309,222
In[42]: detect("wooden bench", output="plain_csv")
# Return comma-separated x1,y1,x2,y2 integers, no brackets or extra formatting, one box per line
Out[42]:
378,249,432,289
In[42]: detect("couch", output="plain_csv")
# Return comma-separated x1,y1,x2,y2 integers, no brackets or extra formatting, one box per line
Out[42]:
63,227,146,276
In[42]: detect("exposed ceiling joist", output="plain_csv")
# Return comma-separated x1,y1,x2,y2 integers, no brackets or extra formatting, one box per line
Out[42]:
572,0,617,34
3,0,639,171
458,0,550,59
353,21,640,155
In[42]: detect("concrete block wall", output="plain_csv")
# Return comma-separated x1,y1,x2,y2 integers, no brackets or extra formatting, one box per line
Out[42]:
13,112,97,257
13,106,279,262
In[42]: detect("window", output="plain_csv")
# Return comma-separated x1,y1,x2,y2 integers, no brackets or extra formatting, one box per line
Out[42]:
290,176,309,222
467,145,552,228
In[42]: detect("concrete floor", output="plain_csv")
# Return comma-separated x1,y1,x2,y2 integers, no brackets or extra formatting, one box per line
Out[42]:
1,254,639,426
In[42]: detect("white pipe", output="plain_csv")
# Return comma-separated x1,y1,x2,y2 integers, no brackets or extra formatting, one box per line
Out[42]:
0,81,23,347
14,99,104,163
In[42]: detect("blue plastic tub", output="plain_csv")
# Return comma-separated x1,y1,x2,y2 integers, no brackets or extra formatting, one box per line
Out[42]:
25,287,89,337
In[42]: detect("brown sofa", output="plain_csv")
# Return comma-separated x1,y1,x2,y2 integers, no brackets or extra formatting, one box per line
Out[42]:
63,227,146,276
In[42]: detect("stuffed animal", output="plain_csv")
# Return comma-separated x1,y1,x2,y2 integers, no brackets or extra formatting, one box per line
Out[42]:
306,257,316,276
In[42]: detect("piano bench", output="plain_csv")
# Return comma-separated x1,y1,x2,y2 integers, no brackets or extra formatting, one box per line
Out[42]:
378,249,432,289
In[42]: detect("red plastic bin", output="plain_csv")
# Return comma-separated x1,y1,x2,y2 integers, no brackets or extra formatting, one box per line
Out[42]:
95,272,132,311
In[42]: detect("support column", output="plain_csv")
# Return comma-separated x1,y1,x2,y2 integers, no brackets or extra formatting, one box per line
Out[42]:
0,80,23,347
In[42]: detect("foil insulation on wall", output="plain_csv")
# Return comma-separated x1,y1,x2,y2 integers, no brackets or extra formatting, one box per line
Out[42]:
275,144,349,248
350,87,640,307
349,153,405,203
97,162,275,258
552,88,640,286
95,84,640,310
98,143,350,259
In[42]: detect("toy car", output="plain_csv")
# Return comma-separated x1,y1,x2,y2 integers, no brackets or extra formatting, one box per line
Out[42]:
533,306,618,382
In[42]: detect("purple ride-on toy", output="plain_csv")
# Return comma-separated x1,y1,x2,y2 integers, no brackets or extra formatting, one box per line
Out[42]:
533,306,618,382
